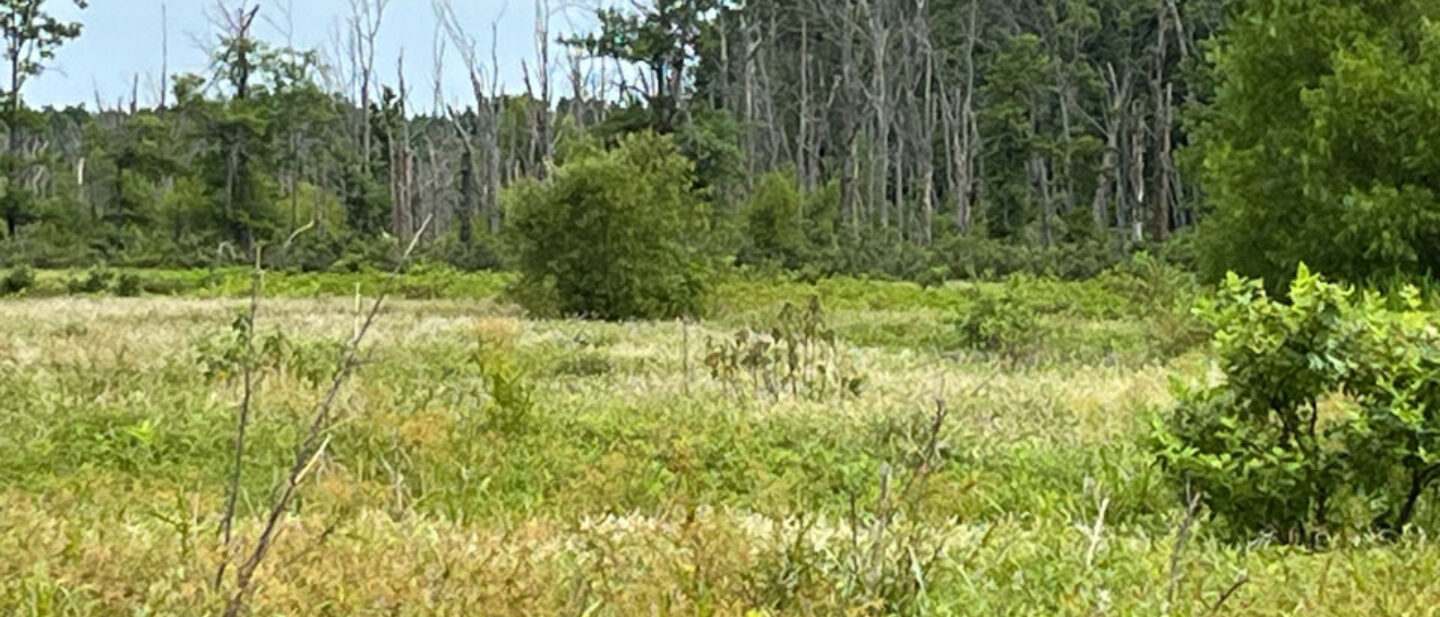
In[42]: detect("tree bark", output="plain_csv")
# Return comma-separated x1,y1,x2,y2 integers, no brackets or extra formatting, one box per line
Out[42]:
1147,0,1172,243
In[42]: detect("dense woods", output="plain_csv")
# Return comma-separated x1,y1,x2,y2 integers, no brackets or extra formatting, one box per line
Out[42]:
0,0,1222,280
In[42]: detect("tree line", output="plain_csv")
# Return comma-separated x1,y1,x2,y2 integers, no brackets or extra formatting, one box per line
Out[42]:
2,0,1438,291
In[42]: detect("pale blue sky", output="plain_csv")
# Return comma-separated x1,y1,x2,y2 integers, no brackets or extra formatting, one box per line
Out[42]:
28,0,609,111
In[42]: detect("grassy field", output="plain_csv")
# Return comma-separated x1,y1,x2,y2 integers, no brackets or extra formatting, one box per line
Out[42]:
2,270,1439,616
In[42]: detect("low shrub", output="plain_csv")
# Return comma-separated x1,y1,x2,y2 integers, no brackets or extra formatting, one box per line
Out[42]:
1155,265,1440,544
948,279,1044,357
472,322,535,435
704,297,865,400
193,313,343,388
1,265,34,296
113,273,143,297
65,265,114,294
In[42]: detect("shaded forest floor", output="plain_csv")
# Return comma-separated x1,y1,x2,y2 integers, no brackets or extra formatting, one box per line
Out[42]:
2,274,1438,615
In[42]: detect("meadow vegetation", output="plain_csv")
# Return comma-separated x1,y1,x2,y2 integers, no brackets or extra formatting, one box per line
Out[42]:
4,258,1440,616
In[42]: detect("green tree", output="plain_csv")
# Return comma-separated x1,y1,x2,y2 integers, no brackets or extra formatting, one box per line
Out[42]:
505,132,710,320
566,0,726,133
739,168,808,269
978,33,1052,239
0,0,85,239
107,113,180,227
1192,0,1440,286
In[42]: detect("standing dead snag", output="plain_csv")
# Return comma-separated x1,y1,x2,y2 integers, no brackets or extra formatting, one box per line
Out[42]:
436,0,504,234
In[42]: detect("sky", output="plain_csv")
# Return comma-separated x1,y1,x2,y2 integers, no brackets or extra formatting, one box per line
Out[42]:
28,0,609,111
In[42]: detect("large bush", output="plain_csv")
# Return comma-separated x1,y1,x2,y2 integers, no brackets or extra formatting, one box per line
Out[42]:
1192,0,1440,287
1155,265,1440,543
505,132,710,320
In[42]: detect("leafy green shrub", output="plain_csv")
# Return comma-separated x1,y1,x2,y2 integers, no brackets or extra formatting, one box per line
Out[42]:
505,131,711,320
112,273,143,297
948,279,1043,356
1095,253,1211,357
1155,265,1440,543
194,314,342,387
939,233,1120,281
1,265,34,296
471,328,535,435
65,265,114,294
416,229,504,272
1098,252,1198,315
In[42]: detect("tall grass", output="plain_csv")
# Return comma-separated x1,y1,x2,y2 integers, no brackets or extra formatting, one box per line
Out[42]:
0,271,1435,615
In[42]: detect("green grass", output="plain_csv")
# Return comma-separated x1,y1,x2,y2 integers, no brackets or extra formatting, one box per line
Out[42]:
19,265,516,300
0,271,1435,615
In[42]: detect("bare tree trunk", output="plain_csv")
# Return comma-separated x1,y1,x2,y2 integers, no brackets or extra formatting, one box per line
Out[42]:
1030,154,1054,248
1092,64,1130,232
954,0,979,234
387,54,414,242
1148,1,1173,243
1128,100,1147,244
865,0,891,233
740,11,760,185
290,134,301,232
837,0,862,235
535,0,552,173
351,0,388,176
457,141,474,247
160,3,169,112
895,121,906,242
798,8,812,191
221,4,260,250
520,0,553,179
4,13,22,238
916,0,936,244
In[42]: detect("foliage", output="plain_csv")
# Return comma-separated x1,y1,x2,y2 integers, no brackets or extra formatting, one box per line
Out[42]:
936,233,1121,282
0,0,87,239
470,317,534,436
738,169,809,270
505,131,711,320
0,263,32,295
112,272,142,297
948,278,1043,357
1156,265,1440,544
64,264,112,294
11,273,1440,614
1192,0,1440,288
193,311,342,388
563,0,722,132
977,33,1050,239
704,296,865,401
551,350,613,378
